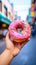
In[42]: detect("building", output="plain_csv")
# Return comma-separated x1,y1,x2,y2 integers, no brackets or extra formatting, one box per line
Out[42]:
0,0,14,20
0,0,14,38
30,0,36,26
14,11,21,20
27,0,36,25
27,0,36,36
0,0,14,28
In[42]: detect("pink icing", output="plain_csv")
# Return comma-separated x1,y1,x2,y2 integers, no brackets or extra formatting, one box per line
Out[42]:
9,20,31,41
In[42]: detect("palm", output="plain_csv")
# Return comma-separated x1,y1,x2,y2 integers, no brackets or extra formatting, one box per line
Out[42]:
12,41,27,56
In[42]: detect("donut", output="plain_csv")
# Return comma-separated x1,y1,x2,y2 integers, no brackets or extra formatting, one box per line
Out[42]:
9,20,31,43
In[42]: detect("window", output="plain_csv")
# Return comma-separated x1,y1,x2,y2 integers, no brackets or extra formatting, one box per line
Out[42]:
0,0,2,2
4,5,7,16
8,12,10,18
32,0,36,3
0,0,2,11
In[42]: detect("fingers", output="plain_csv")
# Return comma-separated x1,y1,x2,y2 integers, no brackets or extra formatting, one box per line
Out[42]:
14,39,29,50
5,32,14,49
6,31,12,42
20,39,29,49
18,39,29,50
6,32,9,38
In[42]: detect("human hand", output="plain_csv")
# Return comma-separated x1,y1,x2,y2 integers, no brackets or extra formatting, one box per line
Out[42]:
0,32,30,65
6,32,29,57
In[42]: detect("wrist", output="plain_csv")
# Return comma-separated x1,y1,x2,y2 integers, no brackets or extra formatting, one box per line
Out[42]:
0,49,14,65
6,48,14,58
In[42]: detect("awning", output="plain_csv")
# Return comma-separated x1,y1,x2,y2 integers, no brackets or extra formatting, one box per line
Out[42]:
0,13,12,25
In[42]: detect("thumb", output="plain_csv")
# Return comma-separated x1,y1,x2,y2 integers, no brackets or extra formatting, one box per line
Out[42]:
6,32,10,41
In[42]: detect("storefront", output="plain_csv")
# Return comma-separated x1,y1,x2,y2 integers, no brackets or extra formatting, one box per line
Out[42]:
0,13,12,28
0,0,14,39
0,13,12,39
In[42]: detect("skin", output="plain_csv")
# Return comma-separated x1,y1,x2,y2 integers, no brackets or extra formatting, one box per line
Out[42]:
0,32,29,65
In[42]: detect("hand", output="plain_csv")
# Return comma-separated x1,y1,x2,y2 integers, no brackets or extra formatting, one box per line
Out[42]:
0,32,30,65
6,32,29,57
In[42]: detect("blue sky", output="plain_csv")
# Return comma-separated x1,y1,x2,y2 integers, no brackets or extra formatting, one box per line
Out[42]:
9,0,31,20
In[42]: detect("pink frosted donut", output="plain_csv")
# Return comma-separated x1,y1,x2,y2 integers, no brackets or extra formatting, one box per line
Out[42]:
9,20,31,42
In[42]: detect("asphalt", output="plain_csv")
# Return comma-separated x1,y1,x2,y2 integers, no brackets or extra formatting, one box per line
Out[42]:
0,36,36,65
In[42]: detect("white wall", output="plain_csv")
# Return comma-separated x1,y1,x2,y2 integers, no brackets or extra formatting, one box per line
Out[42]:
2,0,12,12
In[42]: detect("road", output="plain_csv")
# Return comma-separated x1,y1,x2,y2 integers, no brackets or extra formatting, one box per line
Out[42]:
0,36,36,65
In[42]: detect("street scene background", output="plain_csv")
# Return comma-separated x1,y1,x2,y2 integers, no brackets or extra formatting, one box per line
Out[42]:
0,0,36,65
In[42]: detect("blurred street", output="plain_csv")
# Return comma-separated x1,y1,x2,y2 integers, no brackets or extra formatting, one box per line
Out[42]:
0,0,36,65
0,36,36,65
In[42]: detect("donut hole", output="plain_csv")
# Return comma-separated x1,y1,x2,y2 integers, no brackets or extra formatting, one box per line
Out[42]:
17,28,22,33
16,24,24,34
